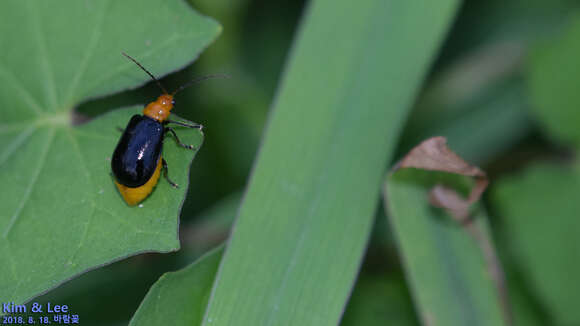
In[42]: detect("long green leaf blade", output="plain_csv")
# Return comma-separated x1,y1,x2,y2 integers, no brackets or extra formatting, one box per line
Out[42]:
385,170,506,326
201,1,459,325
129,248,223,326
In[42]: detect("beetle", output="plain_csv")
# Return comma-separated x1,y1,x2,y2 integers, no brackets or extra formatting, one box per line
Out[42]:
111,52,225,206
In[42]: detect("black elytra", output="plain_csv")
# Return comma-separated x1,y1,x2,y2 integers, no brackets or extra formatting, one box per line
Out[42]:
111,115,164,188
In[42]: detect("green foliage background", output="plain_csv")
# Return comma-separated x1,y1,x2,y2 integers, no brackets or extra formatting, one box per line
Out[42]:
1,0,580,325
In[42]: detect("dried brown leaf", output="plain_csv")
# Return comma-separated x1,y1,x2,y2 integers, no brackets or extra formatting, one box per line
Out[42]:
394,136,488,221
395,136,484,176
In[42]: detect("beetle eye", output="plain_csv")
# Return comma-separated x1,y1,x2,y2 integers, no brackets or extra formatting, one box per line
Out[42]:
171,100,175,104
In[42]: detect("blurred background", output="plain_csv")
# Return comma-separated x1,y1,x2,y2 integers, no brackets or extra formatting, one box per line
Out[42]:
37,0,580,324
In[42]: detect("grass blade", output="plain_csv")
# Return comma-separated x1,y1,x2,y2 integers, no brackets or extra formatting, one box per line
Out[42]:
201,1,459,325
129,247,223,326
384,145,507,326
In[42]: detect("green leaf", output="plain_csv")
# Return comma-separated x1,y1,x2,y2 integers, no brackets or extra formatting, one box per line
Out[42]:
527,14,580,147
129,247,223,326
0,0,219,304
385,170,506,325
492,163,580,325
0,107,204,304
200,1,459,325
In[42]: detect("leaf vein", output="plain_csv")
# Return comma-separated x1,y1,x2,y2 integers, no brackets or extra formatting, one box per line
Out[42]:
83,33,190,92
28,2,58,110
94,205,161,236
0,66,43,115
3,128,55,238
0,126,36,167
63,129,99,267
63,0,111,107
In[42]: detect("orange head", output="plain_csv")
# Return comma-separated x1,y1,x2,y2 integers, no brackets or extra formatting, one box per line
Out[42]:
143,94,174,122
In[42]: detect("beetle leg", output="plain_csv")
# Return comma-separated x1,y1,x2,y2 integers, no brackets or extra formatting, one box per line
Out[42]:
117,127,124,132
165,127,197,150
162,158,179,188
166,119,203,130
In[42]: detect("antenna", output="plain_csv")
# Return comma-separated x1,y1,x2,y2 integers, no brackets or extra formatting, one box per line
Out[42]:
171,74,231,96
122,52,169,95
